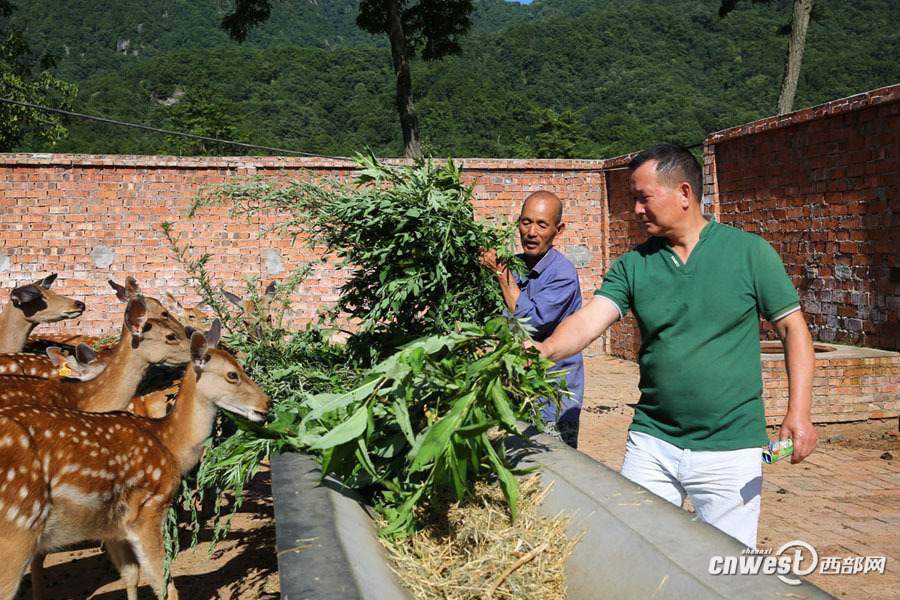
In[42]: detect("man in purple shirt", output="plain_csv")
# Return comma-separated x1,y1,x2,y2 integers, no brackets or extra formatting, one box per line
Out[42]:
482,190,585,448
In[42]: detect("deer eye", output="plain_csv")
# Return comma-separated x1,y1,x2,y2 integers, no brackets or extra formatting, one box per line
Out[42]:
161,311,170,319
227,371,239,382
166,333,177,342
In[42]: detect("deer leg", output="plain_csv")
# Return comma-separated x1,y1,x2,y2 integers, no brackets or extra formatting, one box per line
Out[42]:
105,540,141,600
0,528,39,600
127,513,178,600
29,553,47,600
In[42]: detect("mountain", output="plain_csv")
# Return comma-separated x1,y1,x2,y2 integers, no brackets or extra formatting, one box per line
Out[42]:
12,0,900,158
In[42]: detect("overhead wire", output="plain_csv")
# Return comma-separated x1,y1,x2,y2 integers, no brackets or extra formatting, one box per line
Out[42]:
0,96,356,162
1,97,704,169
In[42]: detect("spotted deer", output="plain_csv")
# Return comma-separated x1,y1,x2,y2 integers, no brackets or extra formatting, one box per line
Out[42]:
0,274,85,354
0,320,271,600
24,276,184,355
223,280,277,339
0,344,103,379
164,292,210,330
0,296,191,413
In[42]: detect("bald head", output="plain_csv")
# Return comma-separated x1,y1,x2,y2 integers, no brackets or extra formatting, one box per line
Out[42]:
522,191,563,225
518,190,566,267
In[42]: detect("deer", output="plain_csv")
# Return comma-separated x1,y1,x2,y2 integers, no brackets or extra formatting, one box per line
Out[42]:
1,297,191,600
0,343,102,379
0,320,272,600
223,280,277,339
0,274,85,354
164,292,210,330
0,295,191,413
23,276,184,355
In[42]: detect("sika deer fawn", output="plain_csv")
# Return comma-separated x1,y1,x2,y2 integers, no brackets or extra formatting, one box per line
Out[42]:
0,320,271,600
164,292,210,330
0,296,191,413
0,344,104,379
24,276,185,354
224,280,277,339
0,274,85,353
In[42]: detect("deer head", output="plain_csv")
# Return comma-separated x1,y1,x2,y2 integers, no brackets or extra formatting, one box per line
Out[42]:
223,281,277,338
0,274,86,353
44,344,105,382
164,291,210,330
109,276,184,329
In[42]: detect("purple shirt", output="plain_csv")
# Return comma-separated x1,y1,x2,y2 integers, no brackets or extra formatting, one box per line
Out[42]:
513,247,584,422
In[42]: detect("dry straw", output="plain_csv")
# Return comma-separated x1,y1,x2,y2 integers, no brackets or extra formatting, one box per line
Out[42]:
382,474,583,600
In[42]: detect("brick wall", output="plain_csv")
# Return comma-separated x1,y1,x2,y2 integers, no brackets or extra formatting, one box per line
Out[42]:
762,352,900,425
0,155,608,334
707,85,900,351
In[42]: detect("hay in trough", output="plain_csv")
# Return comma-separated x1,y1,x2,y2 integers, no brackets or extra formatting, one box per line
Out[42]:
382,474,582,600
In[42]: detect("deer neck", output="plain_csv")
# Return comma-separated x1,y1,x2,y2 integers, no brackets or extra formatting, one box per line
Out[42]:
63,326,152,412
147,366,218,475
0,302,35,353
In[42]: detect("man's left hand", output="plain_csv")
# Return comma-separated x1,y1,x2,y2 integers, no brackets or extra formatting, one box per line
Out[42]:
779,411,818,464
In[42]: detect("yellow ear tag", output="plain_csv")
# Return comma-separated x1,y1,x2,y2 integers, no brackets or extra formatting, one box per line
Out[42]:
58,364,73,377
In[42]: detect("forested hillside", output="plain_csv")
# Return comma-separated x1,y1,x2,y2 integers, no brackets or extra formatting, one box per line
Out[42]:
11,0,900,158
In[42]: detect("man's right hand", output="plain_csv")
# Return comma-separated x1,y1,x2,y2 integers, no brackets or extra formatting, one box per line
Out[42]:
480,247,504,274
524,339,549,358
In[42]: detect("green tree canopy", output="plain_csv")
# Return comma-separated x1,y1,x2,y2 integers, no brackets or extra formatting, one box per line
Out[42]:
0,0,76,150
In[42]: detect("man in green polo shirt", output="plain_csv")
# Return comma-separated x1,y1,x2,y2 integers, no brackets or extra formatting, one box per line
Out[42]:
532,144,817,548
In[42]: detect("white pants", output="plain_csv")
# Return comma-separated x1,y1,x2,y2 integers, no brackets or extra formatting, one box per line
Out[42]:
620,430,763,549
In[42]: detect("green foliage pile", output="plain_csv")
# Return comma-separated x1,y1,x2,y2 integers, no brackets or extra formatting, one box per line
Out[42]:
193,150,521,361
167,153,561,557
291,318,560,537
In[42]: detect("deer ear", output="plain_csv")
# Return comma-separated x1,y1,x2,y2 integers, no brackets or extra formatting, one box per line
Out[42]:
124,296,149,338
109,279,128,302
35,273,58,288
45,346,69,367
164,291,182,311
10,284,42,306
223,291,242,308
190,330,209,371
125,276,141,298
75,343,97,364
264,281,277,302
205,319,222,348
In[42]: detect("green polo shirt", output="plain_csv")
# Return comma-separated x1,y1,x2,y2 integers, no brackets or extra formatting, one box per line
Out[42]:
596,219,800,450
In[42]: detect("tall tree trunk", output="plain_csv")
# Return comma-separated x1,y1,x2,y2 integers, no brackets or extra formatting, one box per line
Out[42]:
386,0,423,158
777,0,813,115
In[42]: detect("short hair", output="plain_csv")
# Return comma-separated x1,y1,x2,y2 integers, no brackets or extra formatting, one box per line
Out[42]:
629,144,702,201
523,190,564,225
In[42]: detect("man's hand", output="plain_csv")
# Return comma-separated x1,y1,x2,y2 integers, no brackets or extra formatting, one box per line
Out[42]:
523,339,549,357
480,247,506,275
481,247,518,311
779,411,817,464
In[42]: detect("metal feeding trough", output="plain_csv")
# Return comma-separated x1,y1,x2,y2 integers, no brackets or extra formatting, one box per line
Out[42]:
271,429,835,599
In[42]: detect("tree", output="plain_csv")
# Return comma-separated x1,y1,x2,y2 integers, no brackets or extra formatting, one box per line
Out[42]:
163,87,246,156
516,106,590,159
0,0,77,150
719,0,815,115
221,0,475,158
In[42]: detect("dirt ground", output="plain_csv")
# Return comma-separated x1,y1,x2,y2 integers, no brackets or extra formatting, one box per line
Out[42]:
17,352,900,599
